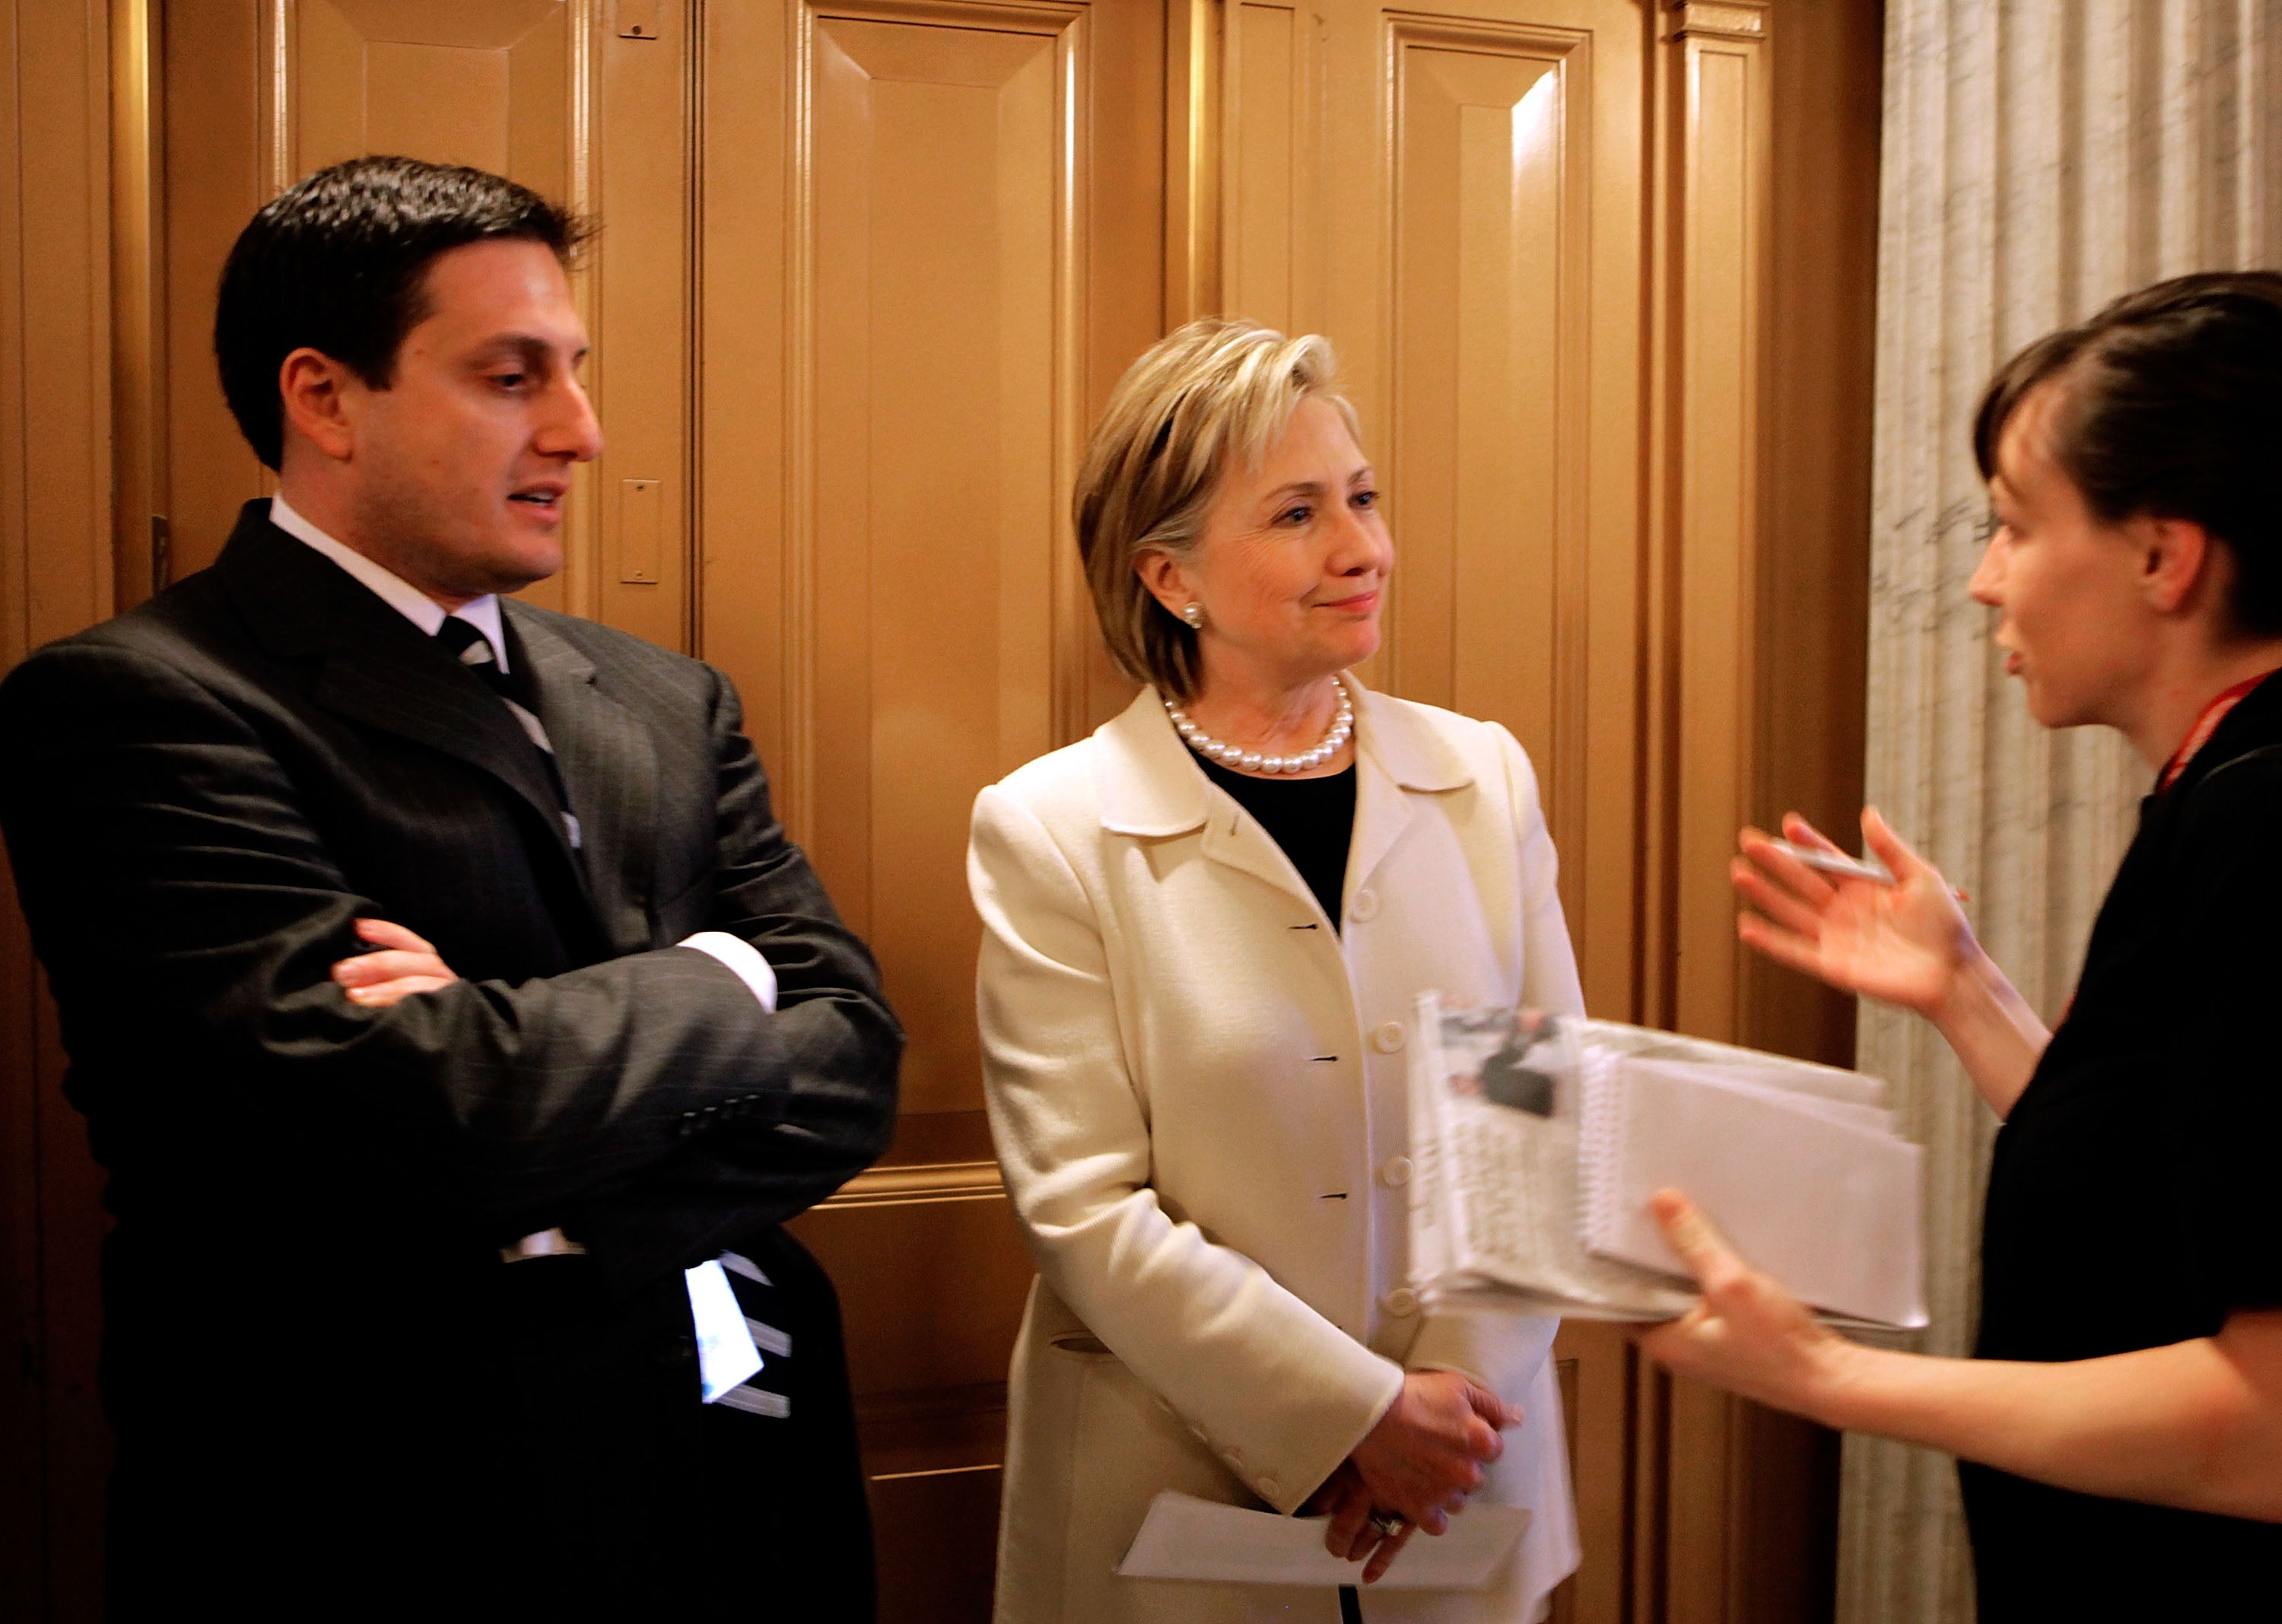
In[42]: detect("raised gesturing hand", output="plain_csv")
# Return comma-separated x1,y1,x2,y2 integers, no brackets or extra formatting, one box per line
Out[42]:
1732,808,1978,1019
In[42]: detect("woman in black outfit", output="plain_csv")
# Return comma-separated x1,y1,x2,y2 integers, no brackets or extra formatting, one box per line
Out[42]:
1638,272,2282,1619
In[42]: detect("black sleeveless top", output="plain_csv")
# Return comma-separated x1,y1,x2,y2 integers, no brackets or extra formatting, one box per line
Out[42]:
1195,755,1357,928
1963,673,2282,1619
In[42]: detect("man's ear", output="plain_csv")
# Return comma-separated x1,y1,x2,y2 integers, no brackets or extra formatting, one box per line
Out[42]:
1134,549,1193,621
2138,515,2218,617
278,348,361,463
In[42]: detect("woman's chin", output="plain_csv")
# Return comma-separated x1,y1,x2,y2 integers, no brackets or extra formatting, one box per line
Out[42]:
1327,626,1383,671
2024,693,2106,736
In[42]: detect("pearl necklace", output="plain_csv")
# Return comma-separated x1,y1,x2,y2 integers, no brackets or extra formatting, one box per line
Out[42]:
1164,678,1356,774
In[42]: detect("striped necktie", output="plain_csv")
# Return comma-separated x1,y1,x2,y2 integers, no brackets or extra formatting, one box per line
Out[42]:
434,614,529,709
434,616,581,849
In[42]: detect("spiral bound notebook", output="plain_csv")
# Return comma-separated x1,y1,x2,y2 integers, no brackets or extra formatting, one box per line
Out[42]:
1577,1051,1927,1327
1407,997,1929,1328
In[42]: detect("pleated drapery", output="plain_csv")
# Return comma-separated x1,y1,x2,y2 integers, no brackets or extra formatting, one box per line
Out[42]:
1850,5,2282,1620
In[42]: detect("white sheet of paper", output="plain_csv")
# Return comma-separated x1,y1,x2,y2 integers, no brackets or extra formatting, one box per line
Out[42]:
684,1258,764,1402
1115,1491,1529,1591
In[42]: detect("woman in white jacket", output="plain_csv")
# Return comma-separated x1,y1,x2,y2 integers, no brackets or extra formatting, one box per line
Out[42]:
969,319,1583,1623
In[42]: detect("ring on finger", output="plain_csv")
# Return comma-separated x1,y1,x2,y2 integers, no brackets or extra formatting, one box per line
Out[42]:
1368,1512,1406,1540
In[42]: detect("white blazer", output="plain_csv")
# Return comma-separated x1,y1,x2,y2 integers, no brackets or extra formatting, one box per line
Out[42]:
970,681,1585,1624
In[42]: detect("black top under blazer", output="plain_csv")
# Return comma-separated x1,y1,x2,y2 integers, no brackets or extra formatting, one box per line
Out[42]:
0,504,901,1618
1963,672,2282,1619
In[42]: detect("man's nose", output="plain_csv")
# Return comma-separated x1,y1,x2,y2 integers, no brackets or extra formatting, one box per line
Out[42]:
540,374,604,463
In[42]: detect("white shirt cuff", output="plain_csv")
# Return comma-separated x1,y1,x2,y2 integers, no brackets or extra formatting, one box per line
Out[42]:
677,931,778,1013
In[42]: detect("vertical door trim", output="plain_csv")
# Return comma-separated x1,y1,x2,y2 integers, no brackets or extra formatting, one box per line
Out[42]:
1650,6,1773,1624
110,0,165,612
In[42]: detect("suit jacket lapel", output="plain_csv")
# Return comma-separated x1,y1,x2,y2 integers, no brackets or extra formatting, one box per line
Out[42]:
215,504,593,903
507,605,657,956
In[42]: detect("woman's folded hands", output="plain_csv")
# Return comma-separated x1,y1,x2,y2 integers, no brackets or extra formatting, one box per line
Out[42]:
1305,1369,1519,1583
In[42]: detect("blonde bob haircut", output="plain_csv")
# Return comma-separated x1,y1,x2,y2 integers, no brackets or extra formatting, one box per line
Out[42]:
1076,317,1359,702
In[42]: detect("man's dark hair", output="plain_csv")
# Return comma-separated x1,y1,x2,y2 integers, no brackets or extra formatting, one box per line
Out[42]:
1973,270,2282,637
215,155,590,469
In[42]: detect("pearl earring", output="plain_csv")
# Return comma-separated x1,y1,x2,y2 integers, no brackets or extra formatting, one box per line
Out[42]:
1180,602,1206,629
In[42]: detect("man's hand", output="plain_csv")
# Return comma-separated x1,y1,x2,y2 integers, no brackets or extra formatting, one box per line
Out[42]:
332,918,459,1007
1347,1369,1517,1537
1635,1189,1848,1419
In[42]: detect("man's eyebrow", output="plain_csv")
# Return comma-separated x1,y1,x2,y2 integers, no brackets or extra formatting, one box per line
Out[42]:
467,334,586,366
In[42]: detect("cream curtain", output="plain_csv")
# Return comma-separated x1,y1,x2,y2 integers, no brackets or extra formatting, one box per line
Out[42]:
1847,3,2282,1620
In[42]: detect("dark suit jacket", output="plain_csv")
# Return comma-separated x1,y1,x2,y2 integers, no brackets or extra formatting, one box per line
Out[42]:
0,504,901,1618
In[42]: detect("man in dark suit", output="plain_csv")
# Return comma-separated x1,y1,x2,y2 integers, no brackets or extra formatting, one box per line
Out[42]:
0,157,899,1618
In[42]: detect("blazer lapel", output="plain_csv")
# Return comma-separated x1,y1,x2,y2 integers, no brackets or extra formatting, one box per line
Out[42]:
216,504,591,894
1093,681,1479,917
507,605,658,956
1346,680,1475,902
1095,687,1326,915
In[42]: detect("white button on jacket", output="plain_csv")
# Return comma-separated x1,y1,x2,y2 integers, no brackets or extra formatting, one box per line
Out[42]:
970,680,1585,1624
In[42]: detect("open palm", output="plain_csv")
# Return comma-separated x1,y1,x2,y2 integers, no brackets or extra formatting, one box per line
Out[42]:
1732,809,1976,1018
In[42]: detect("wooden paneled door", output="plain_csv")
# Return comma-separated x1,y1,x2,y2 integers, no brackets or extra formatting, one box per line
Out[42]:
698,2,1164,1616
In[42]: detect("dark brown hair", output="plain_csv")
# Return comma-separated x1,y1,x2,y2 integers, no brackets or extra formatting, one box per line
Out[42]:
1973,270,2282,636
215,156,590,470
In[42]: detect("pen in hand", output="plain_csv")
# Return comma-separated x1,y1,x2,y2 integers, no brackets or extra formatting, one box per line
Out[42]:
1764,837,1969,902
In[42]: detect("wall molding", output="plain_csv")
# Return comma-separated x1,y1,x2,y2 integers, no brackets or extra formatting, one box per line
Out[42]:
1669,2,1766,44
824,1158,1007,1209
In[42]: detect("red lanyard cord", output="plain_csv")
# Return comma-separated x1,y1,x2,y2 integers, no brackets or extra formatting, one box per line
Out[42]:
2157,668,2282,792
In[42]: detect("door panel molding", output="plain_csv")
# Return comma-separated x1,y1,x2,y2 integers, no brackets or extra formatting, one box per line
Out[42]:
1221,0,1324,332
1648,7,1781,1622
788,0,1088,1114
1383,14,1591,930
1667,8,1766,1051
703,5,1165,1605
